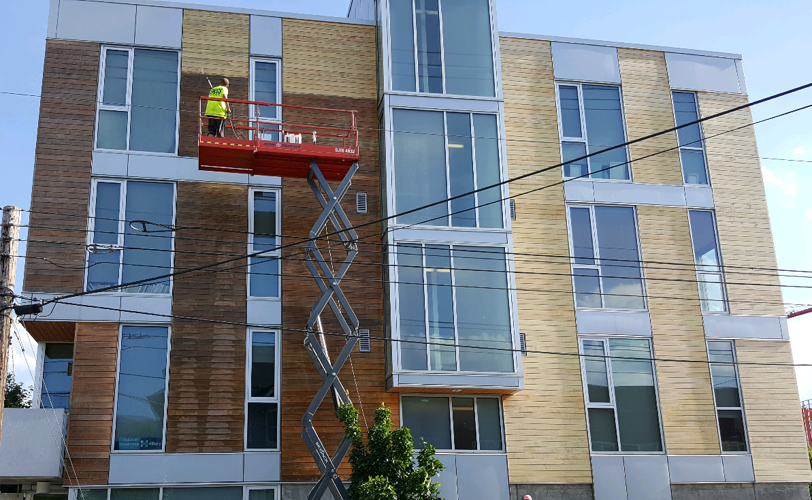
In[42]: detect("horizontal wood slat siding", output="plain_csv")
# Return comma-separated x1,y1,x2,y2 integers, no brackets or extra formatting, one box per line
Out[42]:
500,36,593,484
618,48,684,185
25,40,99,293
737,339,812,482
698,92,783,316
64,323,117,485
167,182,248,453
637,206,720,455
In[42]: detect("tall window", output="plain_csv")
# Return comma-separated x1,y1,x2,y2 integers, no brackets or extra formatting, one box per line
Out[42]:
113,326,169,451
246,330,279,450
688,210,727,312
396,244,514,373
249,190,280,298
96,47,180,154
389,0,495,96
85,180,175,294
707,341,748,452
567,205,645,310
250,59,281,141
579,338,663,452
557,83,630,180
672,92,709,185
41,343,73,409
393,109,503,228
401,396,503,450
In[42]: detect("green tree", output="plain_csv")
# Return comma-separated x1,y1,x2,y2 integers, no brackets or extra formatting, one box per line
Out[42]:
338,403,444,500
4,373,32,409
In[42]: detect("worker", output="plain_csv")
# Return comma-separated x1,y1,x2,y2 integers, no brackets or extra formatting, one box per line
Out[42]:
205,78,230,137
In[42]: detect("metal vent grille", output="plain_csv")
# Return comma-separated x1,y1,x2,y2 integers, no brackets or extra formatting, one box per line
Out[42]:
359,329,371,352
520,333,527,356
509,199,516,221
356,192,368,214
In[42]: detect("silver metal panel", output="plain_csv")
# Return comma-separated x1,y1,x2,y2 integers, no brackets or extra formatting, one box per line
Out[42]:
703,314,787,340
624,455,671,500
120,295,172,322
247,300,282,326
591,455,627,500
47,0,59,38
455,454,510,500
734,60,748,95
108,452,244,484
392,228,509,245
250,16,282,57
128,153,251,184
435,454,458,500
347,0,376,21
135,5,183,48
593,182,686,207
57,0,136,44
396,373,522,388
249,176,282,187
684,186,715,208
576,311,652,337
722,454,755,482
389,94,500,113
665,53,741,94
551,42,621,84
243,452,281,482
92,151,128,177
667,455,724,483
0,409,66,479
564,180,595,202
43,295,121,322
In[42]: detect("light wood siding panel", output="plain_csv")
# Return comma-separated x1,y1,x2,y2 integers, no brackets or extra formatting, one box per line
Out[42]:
22,321,77,343
500,37,592,484
737,339,812,482
637,206,720,455
698,92,783,316
618,48,683,185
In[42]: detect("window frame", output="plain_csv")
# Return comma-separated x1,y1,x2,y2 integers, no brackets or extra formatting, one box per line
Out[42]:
245,329,281,452
249,58,283,134
247,187,282,300
687,210,728,314
95,45,181,156
707,340,749,453
671,91,711,186
69,486,281,500
38,342,74,410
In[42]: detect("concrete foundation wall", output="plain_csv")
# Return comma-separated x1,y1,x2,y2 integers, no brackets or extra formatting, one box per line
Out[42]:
509,483,594,500
671,483,811,500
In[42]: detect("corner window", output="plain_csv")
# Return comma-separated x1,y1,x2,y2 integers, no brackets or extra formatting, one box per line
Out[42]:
113,326,170,451
250,59,281,141
557,83,630,180
579,337,663,452
41,343,73,410
567,205,645,310
389,0,495,96
85,180,175,294
401,395,503,451
672,92,709,185
249,190,280,298
393,109,503,228
246,330,279,450
688,210,727,312
707,341,747,452
96,47,180,154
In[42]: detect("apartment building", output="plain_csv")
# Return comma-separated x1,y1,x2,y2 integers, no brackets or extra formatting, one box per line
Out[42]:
1,0,809,499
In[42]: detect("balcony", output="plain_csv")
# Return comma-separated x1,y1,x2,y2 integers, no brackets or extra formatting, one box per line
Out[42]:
0,409,67,482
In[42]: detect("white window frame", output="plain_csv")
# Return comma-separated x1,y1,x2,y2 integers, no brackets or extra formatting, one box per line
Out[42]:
245,329,281,452
565,204,647,311
671,91,711,186
95,46,181,156
248,188,282,300
249,58,283,139
707,340,749,453
111,324,171,454
84,178,177,295
687,210,728,314
555,81,632,182
37,342,74,411
69,485,281,500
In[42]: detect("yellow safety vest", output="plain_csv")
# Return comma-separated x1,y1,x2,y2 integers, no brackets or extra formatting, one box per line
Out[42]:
205,86,229,118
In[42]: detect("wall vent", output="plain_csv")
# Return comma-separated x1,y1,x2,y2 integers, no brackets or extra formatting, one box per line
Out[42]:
509,199,516,221
519,333,527,356
359,329,371,352
356,192,368,214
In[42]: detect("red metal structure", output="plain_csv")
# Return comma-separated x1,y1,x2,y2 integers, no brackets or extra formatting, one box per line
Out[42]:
198,97,359,181
803,399,812,447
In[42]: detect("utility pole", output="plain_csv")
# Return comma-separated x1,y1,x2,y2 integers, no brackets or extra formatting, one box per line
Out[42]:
0,205,22,439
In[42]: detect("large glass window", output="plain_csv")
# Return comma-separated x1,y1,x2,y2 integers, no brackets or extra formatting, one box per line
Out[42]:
401,395,503,450
688,210,727,312
393,109,503,228
96,47,179,154
246,330,279,450
389,0,495,96
567,205,645,310
557,83,630,180
579,338,663,452
113,326,169,451
40,343,73,409
250,59,281,141
395,244,514,373
672,92,709,185
85,180,175,294
80,487,276,500
249,190,280,298
708,341,748,452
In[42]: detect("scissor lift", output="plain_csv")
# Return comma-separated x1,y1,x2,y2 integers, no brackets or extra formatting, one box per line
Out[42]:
198,97,360,500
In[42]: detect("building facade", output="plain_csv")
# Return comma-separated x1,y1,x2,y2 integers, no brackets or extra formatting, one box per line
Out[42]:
1,0,809,499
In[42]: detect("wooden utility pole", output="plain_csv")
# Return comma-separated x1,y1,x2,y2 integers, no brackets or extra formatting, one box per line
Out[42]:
0,205,22,439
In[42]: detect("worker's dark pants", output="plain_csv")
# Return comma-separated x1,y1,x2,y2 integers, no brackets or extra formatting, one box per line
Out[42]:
207,117,225,137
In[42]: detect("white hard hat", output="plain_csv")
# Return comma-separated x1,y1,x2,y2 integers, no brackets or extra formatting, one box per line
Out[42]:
523,496,532,500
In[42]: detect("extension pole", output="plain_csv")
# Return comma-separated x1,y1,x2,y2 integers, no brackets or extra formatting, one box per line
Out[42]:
0,205,22,440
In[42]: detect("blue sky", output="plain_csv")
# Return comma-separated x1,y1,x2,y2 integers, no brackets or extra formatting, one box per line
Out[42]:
3,0,810,400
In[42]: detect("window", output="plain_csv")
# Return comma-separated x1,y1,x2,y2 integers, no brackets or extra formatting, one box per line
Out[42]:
86,180,175,294
708,341,748,452
113,326,169,451
579,338,663,452
111,490,159,500
393,109,503,228
164,488,242,500
246,330,279,450
396,244,514,373
688,211,727,312
73,488,276,500
41,343,73,409
389,0,495,96
672,92,709,185
557,83,630,180
250,59,281,141
96,47,180,154
249,190,280,298
567,205,645,310
401,396,503,450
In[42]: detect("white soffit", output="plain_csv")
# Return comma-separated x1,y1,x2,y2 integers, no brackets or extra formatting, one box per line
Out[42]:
551,42,621,84
56,0,136,44
135,5,183,48
666,52,742,94
250,15,282,57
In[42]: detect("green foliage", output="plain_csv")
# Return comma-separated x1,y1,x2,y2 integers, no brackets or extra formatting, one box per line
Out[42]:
4,373,32,409
338,403,444,500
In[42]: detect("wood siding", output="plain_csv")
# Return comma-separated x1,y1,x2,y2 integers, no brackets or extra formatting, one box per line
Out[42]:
698,92,784,316
24,40,99,293
618,48,684,185
22,321,76,343
737,339,812,482
64,323,117,485
637,206,720,455
500,36,593,484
